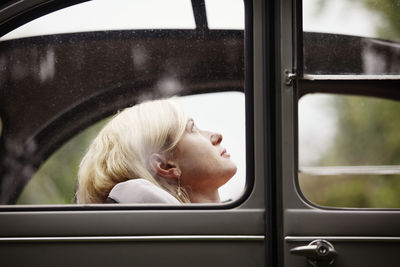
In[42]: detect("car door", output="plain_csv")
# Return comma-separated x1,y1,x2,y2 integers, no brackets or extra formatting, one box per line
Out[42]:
0,1,267,267
272,0,400,266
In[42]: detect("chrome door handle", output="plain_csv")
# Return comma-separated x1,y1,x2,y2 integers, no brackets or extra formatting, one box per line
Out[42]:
290,239,337,267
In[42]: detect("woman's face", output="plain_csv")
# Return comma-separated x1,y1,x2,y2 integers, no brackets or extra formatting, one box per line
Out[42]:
172,119,237,193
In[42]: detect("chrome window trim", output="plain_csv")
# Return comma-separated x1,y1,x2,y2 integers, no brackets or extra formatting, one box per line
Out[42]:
0,235,265,243
299,165,400,176
303,75,400,81
286,236,400,242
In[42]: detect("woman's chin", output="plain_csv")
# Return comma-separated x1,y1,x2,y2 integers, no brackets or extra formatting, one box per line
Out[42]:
230,164,238,178
218,164,237,188
228,160,238,177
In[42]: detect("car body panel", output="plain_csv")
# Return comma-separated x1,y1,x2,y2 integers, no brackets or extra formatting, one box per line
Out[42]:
2,0,400,267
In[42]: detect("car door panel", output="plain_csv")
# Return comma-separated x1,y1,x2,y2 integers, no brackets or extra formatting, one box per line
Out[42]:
0,210,264,236
0,1,267,267
1,240,265,267
275,0,400,266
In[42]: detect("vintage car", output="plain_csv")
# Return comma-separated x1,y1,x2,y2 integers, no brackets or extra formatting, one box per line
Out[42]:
1,0,400,266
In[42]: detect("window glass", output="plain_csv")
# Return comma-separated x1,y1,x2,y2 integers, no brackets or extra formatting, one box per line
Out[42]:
205,0,244,29
180,92,245,201
18,92,245,204
1,0,246,205
18,118,110,204
303,0,400,75
1,0,196,41
299,93,400,208
303,0,400,41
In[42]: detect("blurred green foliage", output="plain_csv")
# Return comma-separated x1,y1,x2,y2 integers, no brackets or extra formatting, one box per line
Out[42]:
357,0,400,41
300,95,400,208
323,96,400,166
300,174,400,208
17,118,109,204
315,0,400,41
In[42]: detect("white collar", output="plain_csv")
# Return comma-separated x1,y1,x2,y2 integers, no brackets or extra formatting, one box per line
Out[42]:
108,178,181,204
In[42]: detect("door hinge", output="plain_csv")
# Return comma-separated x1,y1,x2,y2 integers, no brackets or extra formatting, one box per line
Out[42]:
285,69,297,86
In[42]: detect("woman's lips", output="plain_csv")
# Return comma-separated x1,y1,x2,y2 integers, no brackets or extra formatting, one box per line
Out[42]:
221,148,230,158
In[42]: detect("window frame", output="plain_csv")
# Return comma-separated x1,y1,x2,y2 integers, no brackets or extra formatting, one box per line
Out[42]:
0,0,255,209
0,2,270,267
294,0,400,210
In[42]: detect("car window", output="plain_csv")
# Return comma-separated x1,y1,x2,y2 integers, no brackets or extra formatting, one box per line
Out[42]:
303,0,400,41
299,93,400,208
204,0,244,29
303,0,400,76
298,0,400,209
0,0,196,41
0,0,247,205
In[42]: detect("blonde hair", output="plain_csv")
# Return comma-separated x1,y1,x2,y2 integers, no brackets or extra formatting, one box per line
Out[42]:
76,98,189,204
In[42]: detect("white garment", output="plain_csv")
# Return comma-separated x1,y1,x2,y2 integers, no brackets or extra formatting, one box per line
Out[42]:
108,179,181,204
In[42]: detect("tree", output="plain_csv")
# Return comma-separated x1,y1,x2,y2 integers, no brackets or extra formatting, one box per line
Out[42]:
357,0,400,41
18,118,109,204
300,95,400,208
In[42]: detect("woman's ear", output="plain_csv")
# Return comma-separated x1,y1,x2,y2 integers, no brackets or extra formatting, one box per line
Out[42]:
149,153,181,180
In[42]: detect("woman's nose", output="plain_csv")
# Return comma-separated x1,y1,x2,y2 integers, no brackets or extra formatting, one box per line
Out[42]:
210,132,223,145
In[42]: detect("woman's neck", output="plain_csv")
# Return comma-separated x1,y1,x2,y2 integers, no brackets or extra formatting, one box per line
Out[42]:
189,188,220,203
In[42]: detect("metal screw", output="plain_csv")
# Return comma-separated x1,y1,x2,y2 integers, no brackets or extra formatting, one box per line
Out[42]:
317,245,328,256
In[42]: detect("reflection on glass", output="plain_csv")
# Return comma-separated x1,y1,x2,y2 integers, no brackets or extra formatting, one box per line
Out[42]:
299,94,400,208
303,32,400,75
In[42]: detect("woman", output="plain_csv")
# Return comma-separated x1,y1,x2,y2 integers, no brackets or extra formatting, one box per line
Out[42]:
76,98,237,204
